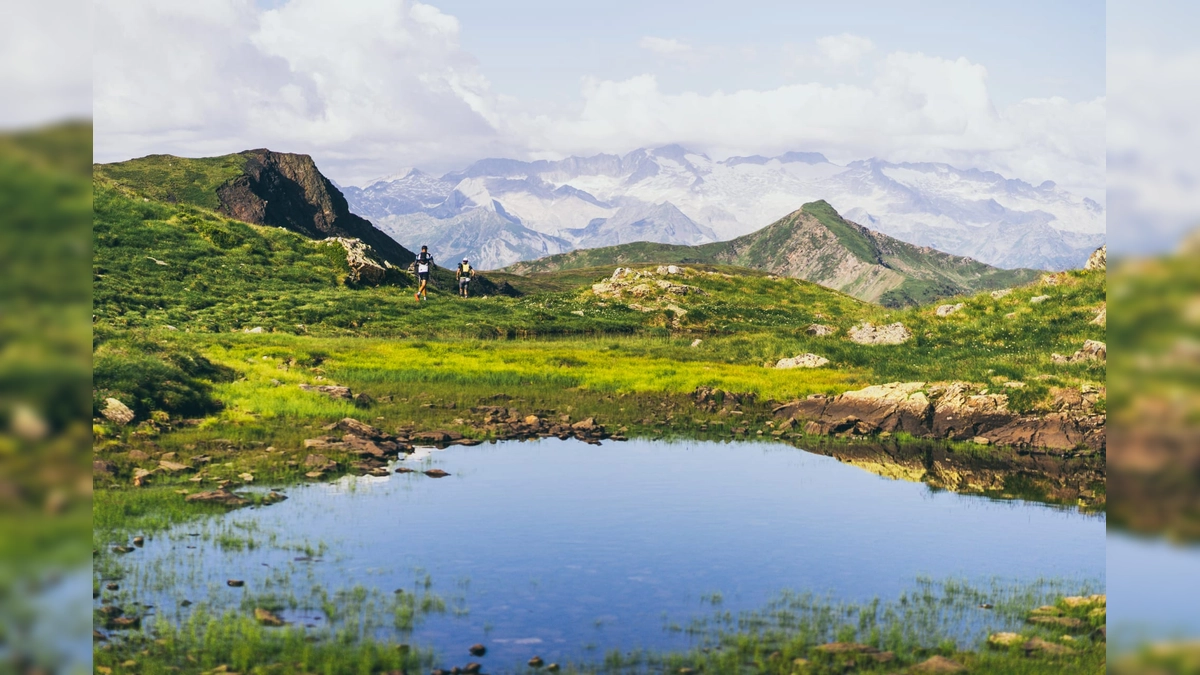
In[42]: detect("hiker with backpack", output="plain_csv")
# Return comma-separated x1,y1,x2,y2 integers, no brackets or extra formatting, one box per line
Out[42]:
456,258,474,298
412,245,434,301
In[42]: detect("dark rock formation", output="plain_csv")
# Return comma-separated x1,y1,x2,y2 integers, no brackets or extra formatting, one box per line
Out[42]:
215,150,414,266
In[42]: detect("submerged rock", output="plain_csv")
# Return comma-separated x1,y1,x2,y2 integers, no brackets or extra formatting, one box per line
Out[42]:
424,469,451,478
468,644,486,657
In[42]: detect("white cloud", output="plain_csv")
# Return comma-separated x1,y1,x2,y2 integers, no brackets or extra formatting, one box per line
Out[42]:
518,51,1104,202
639,36,692,57
93,1,1103,201
93,0,510,182
816,33,874,65
0,0,91,127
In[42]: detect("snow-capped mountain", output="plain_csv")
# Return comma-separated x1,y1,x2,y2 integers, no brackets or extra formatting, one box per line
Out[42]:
343,145,1104,270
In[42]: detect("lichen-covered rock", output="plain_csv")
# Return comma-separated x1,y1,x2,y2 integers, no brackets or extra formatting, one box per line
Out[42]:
101,397,136,425
935,303,964,317
774,353,830,369
848,322,912,345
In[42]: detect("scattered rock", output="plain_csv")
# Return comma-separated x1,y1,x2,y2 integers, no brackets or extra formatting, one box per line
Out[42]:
1092,305,1106,325
93,459,116,476
227,579,245,587
133,536,144,546
424,469,451,478
528,656,544,668
987,632,1022,649
127,449,151,461
1084,245,1106,271
322,236,391,285
1061,594,1105,608
464,663,482,674
690,339,703,347
1002,381,1026,389
158,460,192,473
261,491,288,505
547,664,560,672
353,393,375,409
1029,295,1051,304
112,545,134,554
101,398,136,425
468,644,486,657
132,468,154,487
1052,340,1106,364
243,326,265,333
571,417,598,431
848,322,912,345
971,436,991,445
990,288,1013,299
806,323,834,336
935,303,964,317
106,582,120,591
305,454,333,468
254,607,286,626
298,383,353,400
1027,615,1085,630
1023,637,1072,656
185,489,251,508
774,353,830,369
395,467,417,474
911,655,967,673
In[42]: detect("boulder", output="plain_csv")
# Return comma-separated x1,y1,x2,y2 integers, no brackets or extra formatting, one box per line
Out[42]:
1030,295,1051,304
774,353,830,369
322,237,390,285
93,459,116,476
468,644,487,657
935,303,964,317
806,323,834,336
848,322,912,345
127,449,150,461
990,288,1013,299
1084,245,1106,271
101,398,136,425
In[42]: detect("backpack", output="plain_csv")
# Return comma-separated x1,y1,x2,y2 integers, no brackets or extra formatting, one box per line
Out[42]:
459,262,472,277
416,253,432,274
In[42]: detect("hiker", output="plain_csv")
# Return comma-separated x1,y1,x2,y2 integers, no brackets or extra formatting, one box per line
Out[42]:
456,258,474,298
413,245,434,301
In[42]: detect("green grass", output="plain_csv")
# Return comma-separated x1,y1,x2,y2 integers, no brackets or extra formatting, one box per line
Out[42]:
93,152,251,210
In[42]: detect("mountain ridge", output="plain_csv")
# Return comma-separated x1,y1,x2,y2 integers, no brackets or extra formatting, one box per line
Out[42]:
345,145,1103,271
505,200,1040,307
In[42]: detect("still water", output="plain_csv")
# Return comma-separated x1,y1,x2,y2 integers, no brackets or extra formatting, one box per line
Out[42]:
108,438,1105,668
1107,533,1200,646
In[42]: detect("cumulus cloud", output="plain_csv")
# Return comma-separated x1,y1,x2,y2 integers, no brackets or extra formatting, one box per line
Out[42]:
639,36,693,57
816,33,874,65
1108,47,1200,253
94,0,511,182
93,1,1103,201
518,51,1104,202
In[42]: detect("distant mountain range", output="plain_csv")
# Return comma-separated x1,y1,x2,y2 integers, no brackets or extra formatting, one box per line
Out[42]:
344,145,1105,271
505,200,1040,307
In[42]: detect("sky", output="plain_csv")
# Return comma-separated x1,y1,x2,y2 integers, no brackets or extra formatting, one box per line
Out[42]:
89,0,1106,201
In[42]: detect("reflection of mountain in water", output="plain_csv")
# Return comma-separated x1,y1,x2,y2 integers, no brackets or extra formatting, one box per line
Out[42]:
801,441,1106,511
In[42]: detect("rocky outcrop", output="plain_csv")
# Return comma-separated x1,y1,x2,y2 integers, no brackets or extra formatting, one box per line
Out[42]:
215,149,414,266
1052,340,1106,364
935,303,964,317
848,322,912,345
322,237,393,285
774,381,1105,452
1084,245,1106,271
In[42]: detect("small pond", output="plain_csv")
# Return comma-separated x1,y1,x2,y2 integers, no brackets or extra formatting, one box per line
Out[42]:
1107,533,1200,647
99,438,1105,670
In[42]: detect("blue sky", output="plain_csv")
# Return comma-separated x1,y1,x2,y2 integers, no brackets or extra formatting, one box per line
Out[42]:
437,0,1104,108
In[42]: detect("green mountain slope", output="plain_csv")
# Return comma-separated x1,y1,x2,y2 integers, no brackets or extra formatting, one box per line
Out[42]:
94,149,415,266
505,201,1040,307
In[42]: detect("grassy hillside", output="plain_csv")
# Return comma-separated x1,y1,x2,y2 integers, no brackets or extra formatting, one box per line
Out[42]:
93,152,251,210
505,201,1040,307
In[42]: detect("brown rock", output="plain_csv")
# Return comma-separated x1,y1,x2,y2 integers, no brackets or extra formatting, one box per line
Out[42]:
1023,637,1072,656
304,453,332,467
424,469,451,478
911,655,966,673
298,383,352,400
93,460,116,476
158,460,192,473
127,449,151,461
468,644,486,657
528,656,544,668
227,579,245,587
185,489,251,508
334,417,387,440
